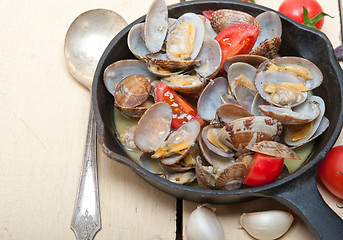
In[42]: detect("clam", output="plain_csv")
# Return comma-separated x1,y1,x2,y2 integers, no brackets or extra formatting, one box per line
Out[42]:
227,62,258,112
250,11,282,58
217,116,283,153
114,74,154,118
167,171,197,185
115,74,151,108
250,93,266,116
210,9,260,33
134,102,172,152
157,120,201,165
147,52,201,70
103,59,157,96
200,125,235,160
144,0,169,53
223,54,268,71
263,57,323,90
146,59,185,77
127,23,150,61
166,13,205,61
194,38,222,78
197,77,229,121
198,15,217,39
258,99,321,125
255,66,309,108
161,73,206,93
246,141,300,159
215,103,253,126
284,96,327,147
195,156,246,190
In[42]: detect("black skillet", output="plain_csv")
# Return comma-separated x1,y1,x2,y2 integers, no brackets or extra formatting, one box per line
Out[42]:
92,1,343,239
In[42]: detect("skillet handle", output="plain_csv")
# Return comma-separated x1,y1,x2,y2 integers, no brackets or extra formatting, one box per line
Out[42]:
270,168,343,240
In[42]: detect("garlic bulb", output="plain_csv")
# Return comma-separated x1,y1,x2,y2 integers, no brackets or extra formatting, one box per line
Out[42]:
186,205,225,240
239,210,294,240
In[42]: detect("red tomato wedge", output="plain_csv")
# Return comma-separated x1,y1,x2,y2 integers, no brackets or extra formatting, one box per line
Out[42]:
244,153,284,187
202,10,214,20
214,24,259,72
155,81,204,129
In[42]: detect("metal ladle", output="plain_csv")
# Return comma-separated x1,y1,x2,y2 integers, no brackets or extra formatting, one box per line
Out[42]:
64,9,127,240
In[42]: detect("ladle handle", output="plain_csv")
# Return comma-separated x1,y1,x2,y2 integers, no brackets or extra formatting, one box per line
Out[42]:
271,168,343,240
71,102,101,240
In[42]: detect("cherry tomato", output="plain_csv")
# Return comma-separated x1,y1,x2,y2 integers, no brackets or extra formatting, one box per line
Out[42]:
155,81,204,129
244,153,284,187
202,10,214,20
214,24,259,72
318,146,343,200
278,0,325,29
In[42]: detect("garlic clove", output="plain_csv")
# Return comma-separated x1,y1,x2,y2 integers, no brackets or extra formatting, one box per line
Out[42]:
239,210,294,240
186,204,225,240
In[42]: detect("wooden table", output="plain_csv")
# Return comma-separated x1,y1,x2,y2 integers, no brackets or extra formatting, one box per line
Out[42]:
0,0,342,239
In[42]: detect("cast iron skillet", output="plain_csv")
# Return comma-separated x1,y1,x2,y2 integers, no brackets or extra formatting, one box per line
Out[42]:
92,1,343,239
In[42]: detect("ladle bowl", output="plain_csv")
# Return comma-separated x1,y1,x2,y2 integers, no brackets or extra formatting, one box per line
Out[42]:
64,8,127,240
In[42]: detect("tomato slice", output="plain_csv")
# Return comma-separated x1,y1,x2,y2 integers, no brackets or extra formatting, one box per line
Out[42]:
202,10,214,20
214,24,259,72
155,81,204,129
244,153,284,187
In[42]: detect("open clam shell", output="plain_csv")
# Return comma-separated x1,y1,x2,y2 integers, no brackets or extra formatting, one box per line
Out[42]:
258,99,321,125
255,68,308,108
167,171,197,185
199,15,217,40
160,120,201,165
161,74,206,93
217,116,283,153
215,162,246,190
147,52,201,70
127,23,150,61
194,38,222,78
195,155,246,190
103,59,157,96
227,62,257,112
250,11,282,58
265,57,323,90
284,96,327,147
144,0,169,53
197,77,229,121
146,59,185,77
198,133,235,170
216,103,253,126
134,102,172,152
223,54,268,71
210,9,260,33
200,125,235,159
166,13,205,61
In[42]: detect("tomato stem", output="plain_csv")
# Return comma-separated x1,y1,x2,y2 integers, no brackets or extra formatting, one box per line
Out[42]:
338,172,343,176
302,6,333,30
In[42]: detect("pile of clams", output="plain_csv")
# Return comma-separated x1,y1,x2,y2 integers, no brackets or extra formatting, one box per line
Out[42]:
104,0,329,190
